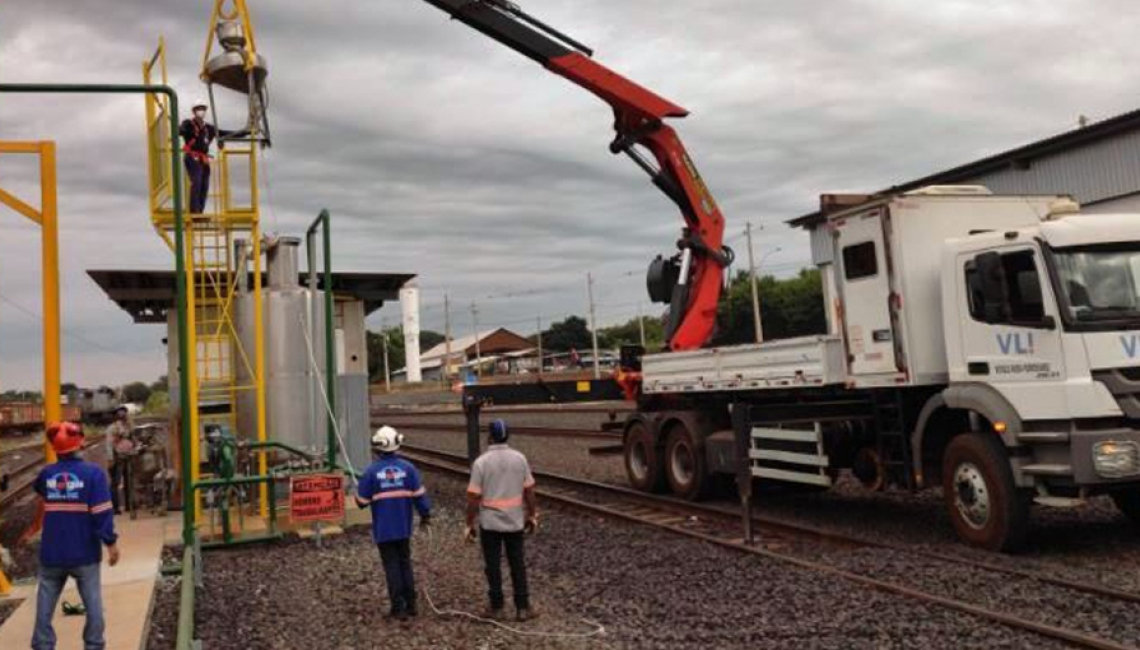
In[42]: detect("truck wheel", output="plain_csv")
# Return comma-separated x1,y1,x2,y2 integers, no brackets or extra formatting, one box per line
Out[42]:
1110,491,1140,525
624,421,666,493
942,433,1029,552
665,424,710,501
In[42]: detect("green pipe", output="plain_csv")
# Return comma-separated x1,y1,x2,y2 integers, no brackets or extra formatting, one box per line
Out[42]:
247,440,317,459
175,543,195,650
0,83,190,547
201,532,282,550
306,209,337,470
194,475,277,489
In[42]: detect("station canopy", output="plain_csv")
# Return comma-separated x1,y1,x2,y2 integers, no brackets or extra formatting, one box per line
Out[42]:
88,269,415,324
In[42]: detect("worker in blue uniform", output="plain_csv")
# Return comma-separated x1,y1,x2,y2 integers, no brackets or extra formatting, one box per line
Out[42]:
32,422,120,650
356,426,431,620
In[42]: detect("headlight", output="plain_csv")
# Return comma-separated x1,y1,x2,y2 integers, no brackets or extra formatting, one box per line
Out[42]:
1093,441,1140,478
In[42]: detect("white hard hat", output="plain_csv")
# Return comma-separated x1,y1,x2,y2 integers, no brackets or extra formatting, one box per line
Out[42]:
192,99,209,110
371,425,403,453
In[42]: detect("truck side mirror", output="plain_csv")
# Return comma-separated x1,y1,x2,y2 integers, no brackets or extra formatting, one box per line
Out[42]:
975,252,1009,324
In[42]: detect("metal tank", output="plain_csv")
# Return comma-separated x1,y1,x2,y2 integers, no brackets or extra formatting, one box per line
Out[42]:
234,237,327,456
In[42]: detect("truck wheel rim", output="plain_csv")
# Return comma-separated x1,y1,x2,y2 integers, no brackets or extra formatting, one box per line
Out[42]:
953,461,990,529
671,442,694,486
630,440,649,481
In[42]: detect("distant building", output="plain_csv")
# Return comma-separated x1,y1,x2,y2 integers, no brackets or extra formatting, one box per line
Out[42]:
793,107,1140,231
396,328,535,382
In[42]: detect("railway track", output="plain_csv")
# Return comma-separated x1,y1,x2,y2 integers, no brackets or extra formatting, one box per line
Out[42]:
403,444,1140,650
1,436,105,509
374,406,632,417
372,422,620,440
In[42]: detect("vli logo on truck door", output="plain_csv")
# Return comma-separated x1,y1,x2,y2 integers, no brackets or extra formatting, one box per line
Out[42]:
1122,335,1140,359
997,332,1035,355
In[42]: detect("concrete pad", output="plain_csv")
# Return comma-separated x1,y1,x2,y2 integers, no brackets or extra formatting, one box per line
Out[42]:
296,524,344,540
0,515,165,650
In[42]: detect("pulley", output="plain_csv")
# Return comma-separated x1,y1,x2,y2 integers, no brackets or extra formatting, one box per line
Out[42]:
201,14,272,146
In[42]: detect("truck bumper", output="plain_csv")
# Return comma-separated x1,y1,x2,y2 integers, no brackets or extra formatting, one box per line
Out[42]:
1019,426,1140,487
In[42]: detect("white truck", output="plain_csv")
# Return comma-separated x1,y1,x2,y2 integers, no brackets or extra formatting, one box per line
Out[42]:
624,186,1140,551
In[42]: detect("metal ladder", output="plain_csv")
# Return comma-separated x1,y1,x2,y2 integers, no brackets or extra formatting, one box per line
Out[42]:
872,390,915,490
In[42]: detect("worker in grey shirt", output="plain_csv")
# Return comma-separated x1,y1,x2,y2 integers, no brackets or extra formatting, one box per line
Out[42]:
466,419,538,622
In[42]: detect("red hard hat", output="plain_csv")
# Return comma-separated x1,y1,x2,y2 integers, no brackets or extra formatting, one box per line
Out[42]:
46,421,84,455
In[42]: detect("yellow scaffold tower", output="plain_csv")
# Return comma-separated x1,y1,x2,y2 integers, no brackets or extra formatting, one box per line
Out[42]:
141,0,270,524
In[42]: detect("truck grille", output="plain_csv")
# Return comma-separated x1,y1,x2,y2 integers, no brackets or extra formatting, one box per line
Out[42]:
1092,369,1140,420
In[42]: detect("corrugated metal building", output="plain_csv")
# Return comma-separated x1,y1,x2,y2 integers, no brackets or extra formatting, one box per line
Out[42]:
793,108,1140,229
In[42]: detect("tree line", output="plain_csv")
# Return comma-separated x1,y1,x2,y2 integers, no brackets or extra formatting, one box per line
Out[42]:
365,268,826,380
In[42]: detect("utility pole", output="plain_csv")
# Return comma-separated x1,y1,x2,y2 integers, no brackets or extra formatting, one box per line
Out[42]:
587,272,600,379
471,302,482,377
536,315,544,377
444,293,453,384
637,303,646,348
381,319,391,392
745,222,764,344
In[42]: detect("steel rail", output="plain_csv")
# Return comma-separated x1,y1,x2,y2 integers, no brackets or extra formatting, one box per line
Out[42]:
374,423,618,440
0,436,107,508
403,445,1140,650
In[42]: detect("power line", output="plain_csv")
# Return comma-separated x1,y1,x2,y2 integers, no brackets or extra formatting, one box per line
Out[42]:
0,292,150,362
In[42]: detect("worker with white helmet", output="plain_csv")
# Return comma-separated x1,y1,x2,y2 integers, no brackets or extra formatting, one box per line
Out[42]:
355,425,431,620
178,99,247,214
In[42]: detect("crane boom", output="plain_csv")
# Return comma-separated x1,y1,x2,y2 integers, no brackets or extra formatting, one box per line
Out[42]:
419,0,731,352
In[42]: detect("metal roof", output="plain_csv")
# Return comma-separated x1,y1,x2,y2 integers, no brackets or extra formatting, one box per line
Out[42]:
790,108,1140,228
88,269,415,324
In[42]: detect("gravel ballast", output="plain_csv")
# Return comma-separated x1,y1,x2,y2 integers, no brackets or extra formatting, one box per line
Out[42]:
145,474,1080,649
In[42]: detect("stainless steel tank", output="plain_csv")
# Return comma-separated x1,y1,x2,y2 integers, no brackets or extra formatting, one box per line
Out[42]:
235,237,327,455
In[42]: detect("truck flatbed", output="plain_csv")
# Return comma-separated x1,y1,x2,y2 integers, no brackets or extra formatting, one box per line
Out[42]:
641,335,848,394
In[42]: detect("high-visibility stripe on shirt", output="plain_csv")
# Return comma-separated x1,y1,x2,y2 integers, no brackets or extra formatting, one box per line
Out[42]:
482,496,523,510
371,487,426,501
44,503,89,513
90,502,114,515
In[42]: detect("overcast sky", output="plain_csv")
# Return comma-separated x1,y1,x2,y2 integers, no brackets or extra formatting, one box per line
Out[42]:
0,0,1137,390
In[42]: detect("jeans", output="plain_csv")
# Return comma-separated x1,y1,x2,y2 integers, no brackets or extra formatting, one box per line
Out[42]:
480,529,529,610
184,156,211,214
377,540,416,614
32,563,105,650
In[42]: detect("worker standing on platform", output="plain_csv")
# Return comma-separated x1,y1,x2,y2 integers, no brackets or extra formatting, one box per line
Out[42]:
179,101,248,214
179,100,217,214
32,422,120,650
355,426,431,621
466,419,539,622
105,407,131,515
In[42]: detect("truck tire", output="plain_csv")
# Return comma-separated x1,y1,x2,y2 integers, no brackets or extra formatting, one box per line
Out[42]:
624,421,666,493
1110,491,1140,525
665,424,710,501
942,433,1029,552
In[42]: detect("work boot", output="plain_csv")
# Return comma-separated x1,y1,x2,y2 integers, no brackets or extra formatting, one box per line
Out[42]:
516,607,539,622
406,601,418,618
482,606,505,621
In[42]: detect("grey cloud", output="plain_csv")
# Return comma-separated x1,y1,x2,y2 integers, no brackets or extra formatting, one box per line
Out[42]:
1,0,1137,387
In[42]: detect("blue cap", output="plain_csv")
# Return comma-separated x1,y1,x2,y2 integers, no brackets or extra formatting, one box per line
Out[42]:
488,419,509,444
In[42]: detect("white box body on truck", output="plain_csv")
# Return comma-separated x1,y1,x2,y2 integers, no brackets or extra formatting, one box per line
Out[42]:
625,186,1140,551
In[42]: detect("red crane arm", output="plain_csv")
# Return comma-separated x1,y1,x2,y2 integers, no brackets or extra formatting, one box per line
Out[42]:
420,0,731,350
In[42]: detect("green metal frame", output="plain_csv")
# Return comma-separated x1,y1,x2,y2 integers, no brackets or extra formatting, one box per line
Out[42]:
306,209,338,469
0,83,198,650
0,84,192,548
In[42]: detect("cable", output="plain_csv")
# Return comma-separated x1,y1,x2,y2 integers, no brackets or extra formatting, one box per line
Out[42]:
258,147,280,233
418,523,607,639
296,312,359,485
0,292,149,362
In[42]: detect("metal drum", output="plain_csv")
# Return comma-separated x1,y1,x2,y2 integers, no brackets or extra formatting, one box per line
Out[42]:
235,238,326,455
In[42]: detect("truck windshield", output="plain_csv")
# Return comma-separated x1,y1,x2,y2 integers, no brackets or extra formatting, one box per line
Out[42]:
1052,246,1140,325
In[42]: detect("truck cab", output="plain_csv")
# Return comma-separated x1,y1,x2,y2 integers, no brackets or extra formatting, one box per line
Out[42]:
631,187,1140,551
934,208,1140,536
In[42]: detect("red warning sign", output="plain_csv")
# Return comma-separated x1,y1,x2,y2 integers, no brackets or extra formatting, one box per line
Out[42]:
290,474,345,523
